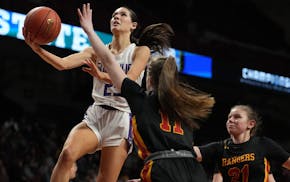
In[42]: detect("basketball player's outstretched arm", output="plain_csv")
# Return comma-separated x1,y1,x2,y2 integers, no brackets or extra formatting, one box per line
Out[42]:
23,20,113,83
78,3,130,89
22,26,96,71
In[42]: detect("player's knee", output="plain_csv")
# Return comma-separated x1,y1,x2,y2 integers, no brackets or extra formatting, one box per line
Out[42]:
59,147,77,165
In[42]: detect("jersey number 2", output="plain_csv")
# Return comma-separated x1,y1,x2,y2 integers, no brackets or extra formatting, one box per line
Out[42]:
104,84,120,96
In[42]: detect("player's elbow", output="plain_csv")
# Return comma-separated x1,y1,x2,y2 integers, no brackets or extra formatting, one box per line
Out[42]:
53,62,72,71
54,64,67,71
55,58,75,71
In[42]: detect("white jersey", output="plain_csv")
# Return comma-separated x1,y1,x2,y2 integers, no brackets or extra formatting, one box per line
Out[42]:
91,43,144,113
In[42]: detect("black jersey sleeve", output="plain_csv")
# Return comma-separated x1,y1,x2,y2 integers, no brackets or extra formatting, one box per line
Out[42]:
199,141,223,163
121,77,146,115
262,137,290,165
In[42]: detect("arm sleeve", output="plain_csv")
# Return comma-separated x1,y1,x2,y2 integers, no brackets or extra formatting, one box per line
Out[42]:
199,141,223,163
121,78,146,115
263,137,290,165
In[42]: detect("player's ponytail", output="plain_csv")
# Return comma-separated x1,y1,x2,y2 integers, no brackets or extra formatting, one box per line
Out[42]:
149,56,215,129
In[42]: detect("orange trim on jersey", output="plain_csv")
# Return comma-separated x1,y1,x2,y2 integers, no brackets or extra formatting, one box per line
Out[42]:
263,158,271,182
159,111,184,135
159,111,171,132
173,121,184,135
132,116,150,160
141,160,153,182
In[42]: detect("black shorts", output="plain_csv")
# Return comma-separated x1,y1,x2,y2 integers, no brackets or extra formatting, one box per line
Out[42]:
141,157,208,182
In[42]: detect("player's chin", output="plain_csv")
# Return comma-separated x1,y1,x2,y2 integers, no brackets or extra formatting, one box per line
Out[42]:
110,26,120,32
227,126,236,133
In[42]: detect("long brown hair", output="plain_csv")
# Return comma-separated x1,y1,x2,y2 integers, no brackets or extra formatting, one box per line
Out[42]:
148,56,215,129
138,23,174,54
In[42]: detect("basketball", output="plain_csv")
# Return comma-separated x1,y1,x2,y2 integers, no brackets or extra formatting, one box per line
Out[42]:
24,6,61,45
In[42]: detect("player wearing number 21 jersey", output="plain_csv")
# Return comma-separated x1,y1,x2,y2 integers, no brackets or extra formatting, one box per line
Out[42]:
199,136,289,181
194,105,290,182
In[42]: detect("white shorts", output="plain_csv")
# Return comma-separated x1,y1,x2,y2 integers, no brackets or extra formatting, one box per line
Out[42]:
83,103,133,152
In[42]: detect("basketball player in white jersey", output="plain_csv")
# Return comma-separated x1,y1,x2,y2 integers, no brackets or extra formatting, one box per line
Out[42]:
23,4,174,182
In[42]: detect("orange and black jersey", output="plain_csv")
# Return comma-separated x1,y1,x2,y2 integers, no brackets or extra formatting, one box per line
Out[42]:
121,78,194,160
199,136,290,182
121,78,209,182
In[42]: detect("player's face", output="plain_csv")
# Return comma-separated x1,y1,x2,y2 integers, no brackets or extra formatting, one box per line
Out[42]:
110,7,136,34
226,107,253,136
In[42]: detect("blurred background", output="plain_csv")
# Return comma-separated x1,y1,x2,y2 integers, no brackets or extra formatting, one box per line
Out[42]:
1,0,290,181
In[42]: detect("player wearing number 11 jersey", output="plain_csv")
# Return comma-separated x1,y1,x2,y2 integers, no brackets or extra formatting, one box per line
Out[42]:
119,57,215,182
79,3,215,181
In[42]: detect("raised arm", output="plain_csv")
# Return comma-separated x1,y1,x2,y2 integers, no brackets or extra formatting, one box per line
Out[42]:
23,25,94,71
78,3,126,89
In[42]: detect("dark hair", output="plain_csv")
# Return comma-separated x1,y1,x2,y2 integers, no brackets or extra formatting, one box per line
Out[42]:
138,23,175,55
148,56,215,129
120,6,140,43
118,7,174,54
231,105,262,136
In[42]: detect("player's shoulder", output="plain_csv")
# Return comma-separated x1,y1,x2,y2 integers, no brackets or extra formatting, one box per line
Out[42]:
132,45,150,61
134,45,150,54
251,136,276,144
